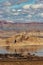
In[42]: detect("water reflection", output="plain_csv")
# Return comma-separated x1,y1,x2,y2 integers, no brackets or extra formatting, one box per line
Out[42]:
0,45,43,56
0,47,8,54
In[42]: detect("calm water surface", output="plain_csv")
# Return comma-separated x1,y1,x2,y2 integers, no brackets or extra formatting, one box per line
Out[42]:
0,45,43,56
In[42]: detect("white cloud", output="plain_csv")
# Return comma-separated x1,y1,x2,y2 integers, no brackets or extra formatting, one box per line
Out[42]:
17,9,22,12
41,13,43,16
15,18,24,20
23,4,43,9
0,15,3,18
27,15,32,18
39,13,43,17
31,4,43,9
4,1,12,6
23,4,31,9
12,9,16,12
7,20,13,23
13,12,19,15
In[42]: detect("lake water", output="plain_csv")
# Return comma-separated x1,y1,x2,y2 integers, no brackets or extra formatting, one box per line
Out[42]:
0,45,43,57
30,49,43,56
0,47,15,54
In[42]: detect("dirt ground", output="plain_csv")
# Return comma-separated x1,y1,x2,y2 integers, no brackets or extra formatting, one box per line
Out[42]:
0,61,43,65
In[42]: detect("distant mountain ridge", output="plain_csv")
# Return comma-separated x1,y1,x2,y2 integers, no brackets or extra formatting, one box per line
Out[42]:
0,20,43,32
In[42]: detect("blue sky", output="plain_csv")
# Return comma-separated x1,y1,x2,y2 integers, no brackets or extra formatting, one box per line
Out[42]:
0,0,43,23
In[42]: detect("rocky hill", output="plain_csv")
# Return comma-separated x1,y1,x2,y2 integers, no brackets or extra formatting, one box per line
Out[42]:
0,20,43,32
